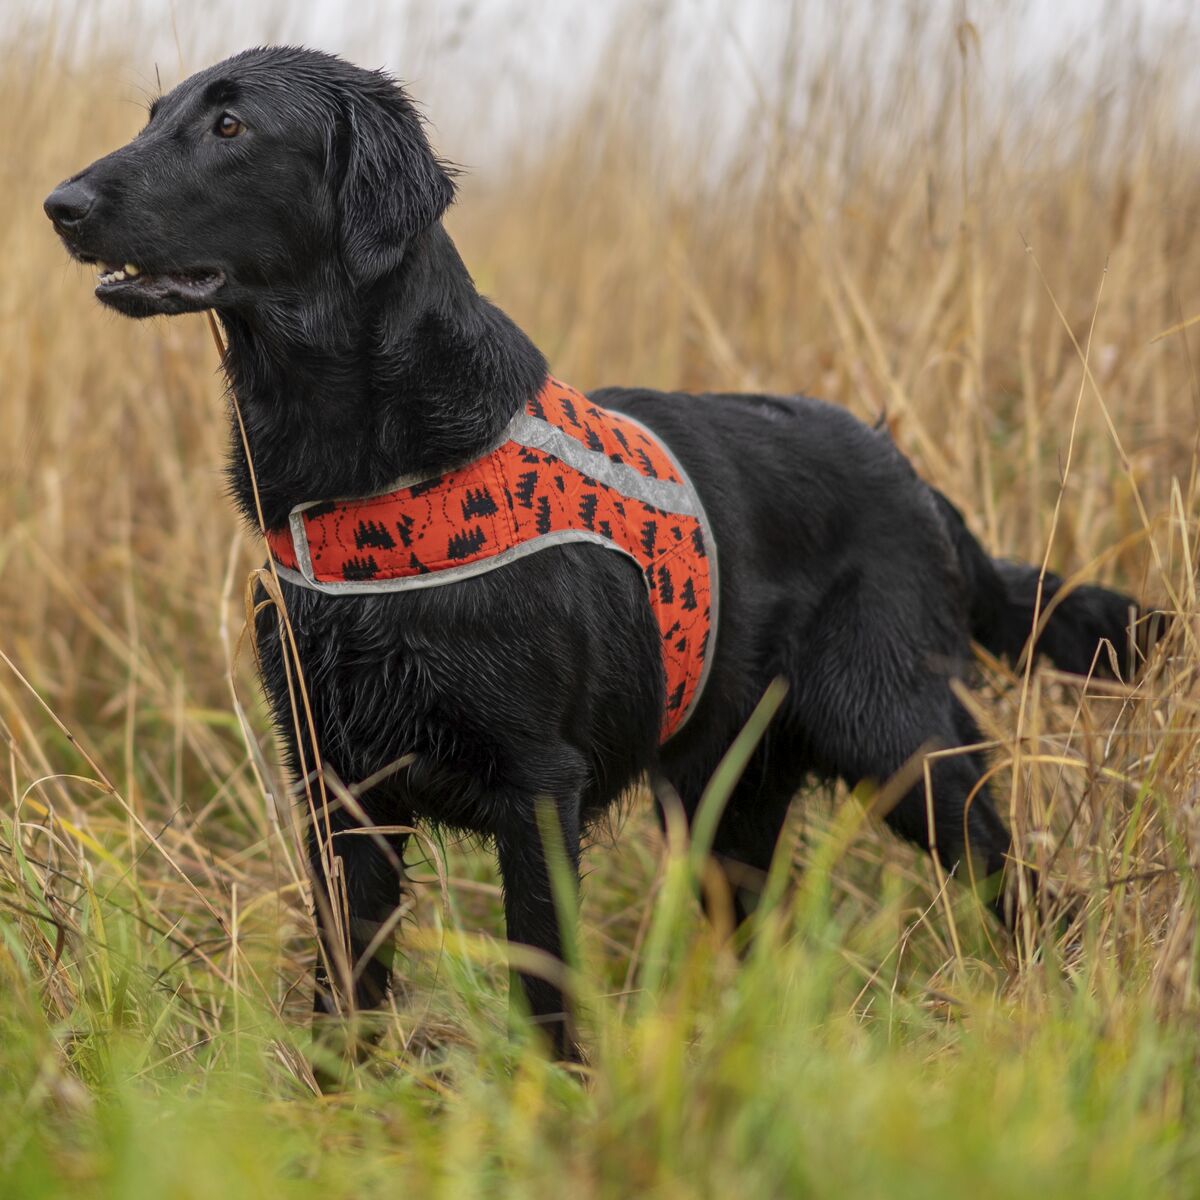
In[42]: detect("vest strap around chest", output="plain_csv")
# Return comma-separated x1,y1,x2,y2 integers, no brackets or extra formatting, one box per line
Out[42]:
265,376,718,741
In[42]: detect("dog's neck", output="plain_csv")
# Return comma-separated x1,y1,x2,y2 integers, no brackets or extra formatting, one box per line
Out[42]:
216,224,547,531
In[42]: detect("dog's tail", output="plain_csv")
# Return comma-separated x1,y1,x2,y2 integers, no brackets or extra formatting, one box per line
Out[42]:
931,489,1158,679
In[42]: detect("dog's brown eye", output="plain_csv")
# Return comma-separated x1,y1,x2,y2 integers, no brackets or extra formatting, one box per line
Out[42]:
214,114,243,138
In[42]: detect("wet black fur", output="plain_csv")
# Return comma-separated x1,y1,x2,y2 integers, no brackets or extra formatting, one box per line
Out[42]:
46,46,1149,1060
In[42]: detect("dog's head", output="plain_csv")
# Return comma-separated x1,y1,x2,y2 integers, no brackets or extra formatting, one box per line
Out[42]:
43,46,456,319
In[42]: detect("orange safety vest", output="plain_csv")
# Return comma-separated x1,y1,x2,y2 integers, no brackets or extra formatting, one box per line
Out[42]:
266,377,718,740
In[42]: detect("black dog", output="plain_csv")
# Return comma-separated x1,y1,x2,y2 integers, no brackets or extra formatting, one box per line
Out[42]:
45,47,1147,1060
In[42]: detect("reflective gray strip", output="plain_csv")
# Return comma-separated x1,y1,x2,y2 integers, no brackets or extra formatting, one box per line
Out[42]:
277,404,720,737
506,413,703,517
289,509,318,578
274,529,644,595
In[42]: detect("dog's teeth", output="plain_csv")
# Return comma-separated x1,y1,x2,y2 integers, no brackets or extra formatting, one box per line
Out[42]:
124,262,140,276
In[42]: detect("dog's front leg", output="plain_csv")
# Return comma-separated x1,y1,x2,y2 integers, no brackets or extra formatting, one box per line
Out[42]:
308,815,410,1083
494,799,582,1062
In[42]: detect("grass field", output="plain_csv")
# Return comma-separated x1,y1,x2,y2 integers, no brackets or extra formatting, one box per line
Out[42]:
4,4,1200,1196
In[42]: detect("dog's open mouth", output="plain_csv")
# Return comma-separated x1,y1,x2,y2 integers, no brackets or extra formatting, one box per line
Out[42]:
94,261,225,306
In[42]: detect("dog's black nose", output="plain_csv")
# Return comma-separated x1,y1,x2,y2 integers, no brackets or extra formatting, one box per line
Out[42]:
44,180,96,229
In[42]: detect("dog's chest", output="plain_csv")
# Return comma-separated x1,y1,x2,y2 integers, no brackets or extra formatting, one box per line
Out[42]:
255,521,672,832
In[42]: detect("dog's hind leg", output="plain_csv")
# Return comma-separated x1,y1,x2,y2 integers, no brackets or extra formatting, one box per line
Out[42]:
873,720,1015,922
821,683,1066,930
788,579,1028,926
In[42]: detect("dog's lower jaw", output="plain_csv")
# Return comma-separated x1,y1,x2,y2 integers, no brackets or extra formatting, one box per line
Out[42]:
95,269,226,317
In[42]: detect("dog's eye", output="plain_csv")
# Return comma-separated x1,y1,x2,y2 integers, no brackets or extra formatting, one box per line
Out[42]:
214,114,244,139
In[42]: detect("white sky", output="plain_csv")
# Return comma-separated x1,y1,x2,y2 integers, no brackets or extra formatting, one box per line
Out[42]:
19,0,1200,169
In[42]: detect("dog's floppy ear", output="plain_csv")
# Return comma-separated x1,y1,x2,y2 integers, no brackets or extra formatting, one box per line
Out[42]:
336,73,455,284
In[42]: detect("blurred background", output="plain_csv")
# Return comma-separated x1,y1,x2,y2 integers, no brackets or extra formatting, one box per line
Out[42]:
41,1,1200,172
4,3,1200,1196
